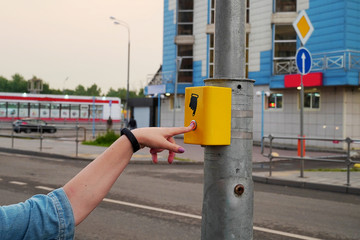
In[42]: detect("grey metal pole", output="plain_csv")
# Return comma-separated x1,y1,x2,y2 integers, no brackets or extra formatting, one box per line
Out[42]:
201,1,254,239
126,38,130,121
173,57,182,127
300,55,305,178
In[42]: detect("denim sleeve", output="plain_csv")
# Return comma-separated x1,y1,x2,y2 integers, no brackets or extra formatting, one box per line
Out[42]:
0,188,75,240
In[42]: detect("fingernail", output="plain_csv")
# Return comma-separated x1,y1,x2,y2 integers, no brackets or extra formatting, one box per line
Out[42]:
178,147,185,153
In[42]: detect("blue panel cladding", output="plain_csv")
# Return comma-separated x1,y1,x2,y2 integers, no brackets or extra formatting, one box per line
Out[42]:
193,60,206,86
345,0,360,50
249,50,272,86
305,0,346,52
249,0,360,89
163,0,176,80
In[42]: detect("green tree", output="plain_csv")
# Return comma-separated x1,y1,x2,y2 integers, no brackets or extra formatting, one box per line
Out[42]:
0,76,9,91
86,84,101,96
8,74,27,92
74,85,87,96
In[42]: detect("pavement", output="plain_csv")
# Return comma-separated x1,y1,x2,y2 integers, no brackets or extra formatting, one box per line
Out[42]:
0,135,359,195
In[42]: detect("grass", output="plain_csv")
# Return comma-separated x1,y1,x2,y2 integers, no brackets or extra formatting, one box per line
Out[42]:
305,167,360,172
83,131,119,147
174,156,195,162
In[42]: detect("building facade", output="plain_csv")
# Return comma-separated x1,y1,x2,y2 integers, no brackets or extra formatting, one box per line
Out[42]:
146,0,360,149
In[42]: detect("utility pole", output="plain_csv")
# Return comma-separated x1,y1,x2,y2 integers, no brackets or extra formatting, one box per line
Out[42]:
201,0,254,239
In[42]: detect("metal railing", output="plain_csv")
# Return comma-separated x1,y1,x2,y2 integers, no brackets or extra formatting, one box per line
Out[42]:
274,50,360,75
261,135,360,186
0,122,119,158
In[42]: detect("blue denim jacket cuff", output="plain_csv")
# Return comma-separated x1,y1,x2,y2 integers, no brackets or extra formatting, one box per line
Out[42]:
48,188,75,240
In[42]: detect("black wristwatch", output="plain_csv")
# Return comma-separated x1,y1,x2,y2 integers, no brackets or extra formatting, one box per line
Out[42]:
121,128,140,153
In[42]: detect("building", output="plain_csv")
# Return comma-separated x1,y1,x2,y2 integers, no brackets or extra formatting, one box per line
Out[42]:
145,0,360,149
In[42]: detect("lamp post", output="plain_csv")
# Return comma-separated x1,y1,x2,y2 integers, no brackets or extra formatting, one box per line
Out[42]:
173,57,182,127
110,16,131,121
256,90,270,150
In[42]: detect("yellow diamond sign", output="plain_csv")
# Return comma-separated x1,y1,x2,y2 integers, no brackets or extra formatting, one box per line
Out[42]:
293,10,314,45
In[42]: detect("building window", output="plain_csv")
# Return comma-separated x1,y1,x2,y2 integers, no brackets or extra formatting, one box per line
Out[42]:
273,24,297,75
275,0,296,12
209,34,214,78
304,92,320,109
177,0,193,35
178,45,193,83
266,93,283,109
246,0,250,23
245,33,249,78
210,0,215,24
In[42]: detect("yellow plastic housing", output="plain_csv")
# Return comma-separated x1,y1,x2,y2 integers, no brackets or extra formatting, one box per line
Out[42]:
184,86,231,145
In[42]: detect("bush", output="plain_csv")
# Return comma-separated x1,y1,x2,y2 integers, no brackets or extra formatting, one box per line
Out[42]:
83,130,120,147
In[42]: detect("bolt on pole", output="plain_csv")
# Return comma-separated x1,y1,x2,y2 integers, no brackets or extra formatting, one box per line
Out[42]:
201,0,254,239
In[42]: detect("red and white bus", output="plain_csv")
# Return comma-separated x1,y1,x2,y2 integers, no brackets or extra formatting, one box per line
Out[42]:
0,92,122,122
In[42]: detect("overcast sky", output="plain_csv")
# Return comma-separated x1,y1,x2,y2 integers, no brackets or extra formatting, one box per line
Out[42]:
0,0,163,94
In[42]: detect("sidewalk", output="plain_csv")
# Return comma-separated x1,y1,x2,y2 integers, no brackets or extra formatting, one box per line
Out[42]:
0,136,359,195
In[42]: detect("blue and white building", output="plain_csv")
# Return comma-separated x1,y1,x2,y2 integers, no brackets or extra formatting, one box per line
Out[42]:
146,0,360,149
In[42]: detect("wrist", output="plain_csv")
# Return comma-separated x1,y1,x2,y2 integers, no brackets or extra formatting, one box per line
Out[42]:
120,128,140,153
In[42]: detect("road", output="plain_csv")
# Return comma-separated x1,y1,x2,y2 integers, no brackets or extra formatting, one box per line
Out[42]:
0,153,359,240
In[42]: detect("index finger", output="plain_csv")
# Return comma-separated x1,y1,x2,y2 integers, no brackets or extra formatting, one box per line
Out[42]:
166,125,194,137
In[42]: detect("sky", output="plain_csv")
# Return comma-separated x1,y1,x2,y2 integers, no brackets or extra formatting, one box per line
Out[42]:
0,0,163,94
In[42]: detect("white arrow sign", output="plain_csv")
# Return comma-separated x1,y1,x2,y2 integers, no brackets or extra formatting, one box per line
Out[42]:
301,53,306,75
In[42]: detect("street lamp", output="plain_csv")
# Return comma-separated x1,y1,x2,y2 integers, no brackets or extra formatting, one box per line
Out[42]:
109,16,131,122
256,90,270,150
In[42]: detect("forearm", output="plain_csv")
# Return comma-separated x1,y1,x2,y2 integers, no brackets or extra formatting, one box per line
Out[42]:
63,135,133,225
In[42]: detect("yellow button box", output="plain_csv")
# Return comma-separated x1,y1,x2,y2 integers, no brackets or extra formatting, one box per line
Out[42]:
184,86,231,145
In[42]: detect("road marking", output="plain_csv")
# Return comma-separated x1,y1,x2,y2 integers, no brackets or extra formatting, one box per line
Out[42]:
103,198,202,220
35,186,55,191
253,226,322,240
103,197,322,240
9,181,27,186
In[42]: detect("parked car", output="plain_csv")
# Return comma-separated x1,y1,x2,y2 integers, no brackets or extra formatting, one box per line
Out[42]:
13,119,57,134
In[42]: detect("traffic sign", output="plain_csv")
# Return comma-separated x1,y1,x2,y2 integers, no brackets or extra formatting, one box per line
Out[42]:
296,47,312,75
293,10,314,45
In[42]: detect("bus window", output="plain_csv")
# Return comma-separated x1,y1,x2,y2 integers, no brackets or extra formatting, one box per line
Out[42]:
30,103,39,118
51,103,60,118
70,104,80,118
80,105,89,119
8,102,18,118
61,104,70,118
0,102,7,117
19,103,29,117
96,105,103,119
40,103,50,118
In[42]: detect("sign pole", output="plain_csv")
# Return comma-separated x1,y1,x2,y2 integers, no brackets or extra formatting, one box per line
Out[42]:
201,0,254,239
293,10,314,178
300,60,305,177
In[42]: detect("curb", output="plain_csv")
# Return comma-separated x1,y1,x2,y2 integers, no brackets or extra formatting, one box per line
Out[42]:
1,147,359,195
252,175,360,195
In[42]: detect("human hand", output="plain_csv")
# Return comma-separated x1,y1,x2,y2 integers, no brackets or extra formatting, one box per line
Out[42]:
132,123,195,164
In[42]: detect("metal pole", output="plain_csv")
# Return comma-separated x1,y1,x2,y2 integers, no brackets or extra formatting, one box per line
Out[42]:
201,1,254,239
158,94,161,127
261,91,264,149
126,36,130,121
76,121,79,158
92,96,96,138
300,62,305,177
173,57,182,127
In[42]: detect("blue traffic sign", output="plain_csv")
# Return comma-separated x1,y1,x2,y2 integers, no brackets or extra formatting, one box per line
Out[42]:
295,47,312,75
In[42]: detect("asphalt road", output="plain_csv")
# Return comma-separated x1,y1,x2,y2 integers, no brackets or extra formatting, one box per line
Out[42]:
0,153,359,240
